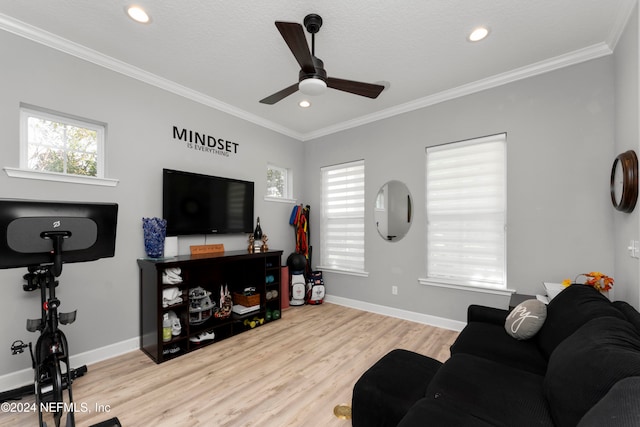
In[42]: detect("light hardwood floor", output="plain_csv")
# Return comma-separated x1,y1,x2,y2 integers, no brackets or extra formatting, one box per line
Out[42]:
2,303,459,427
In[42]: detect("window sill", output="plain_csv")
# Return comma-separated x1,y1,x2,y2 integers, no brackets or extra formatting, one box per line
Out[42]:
316,266,369,278
418,277,515,296
264,196,297,204
4,167,119,187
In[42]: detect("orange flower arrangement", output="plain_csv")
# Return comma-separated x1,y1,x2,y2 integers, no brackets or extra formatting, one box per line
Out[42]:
562,272,614,292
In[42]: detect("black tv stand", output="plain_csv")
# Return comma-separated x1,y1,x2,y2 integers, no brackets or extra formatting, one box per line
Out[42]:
138,250,283,363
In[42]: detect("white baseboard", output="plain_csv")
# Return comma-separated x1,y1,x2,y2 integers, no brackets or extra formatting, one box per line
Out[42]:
0,337,139,393
324,294,466,332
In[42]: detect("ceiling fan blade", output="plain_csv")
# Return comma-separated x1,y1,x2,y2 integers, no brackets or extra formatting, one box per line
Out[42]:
259,83,299,105
327,77,385,99
275,21,315,73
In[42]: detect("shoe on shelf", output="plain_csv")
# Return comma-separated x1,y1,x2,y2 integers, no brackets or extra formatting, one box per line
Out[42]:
189,330,215,343
167,310,182,336
162,345,181,355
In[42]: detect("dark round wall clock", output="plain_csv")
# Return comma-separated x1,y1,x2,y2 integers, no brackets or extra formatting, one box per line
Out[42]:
610,150,638,213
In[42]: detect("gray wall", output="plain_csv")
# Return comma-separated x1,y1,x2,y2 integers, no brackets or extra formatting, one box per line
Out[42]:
304,56,618,322
0,30,304,379
1,11,639,384
613,3,640,309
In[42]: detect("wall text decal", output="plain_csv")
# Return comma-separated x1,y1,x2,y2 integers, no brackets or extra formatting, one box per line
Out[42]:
173,126,239,158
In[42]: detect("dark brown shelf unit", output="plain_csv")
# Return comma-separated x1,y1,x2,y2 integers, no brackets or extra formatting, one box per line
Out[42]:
138,249,283,363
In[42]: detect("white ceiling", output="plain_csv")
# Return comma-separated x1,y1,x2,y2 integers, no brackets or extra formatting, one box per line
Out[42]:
0,1,635,141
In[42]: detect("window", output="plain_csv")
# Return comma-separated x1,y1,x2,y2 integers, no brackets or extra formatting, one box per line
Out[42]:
424,134,506,290
319,160,366,275
266,164,291,199
20,105,105,178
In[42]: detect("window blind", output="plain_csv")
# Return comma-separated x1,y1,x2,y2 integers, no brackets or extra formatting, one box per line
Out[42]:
426,134,506,288
320,160,365,273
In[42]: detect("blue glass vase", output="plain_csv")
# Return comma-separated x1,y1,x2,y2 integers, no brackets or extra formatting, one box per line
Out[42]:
142,217,167,258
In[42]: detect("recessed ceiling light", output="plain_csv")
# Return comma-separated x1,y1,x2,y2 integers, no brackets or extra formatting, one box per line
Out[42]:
127,6,150,24
299,100,311,108
468,26,489,42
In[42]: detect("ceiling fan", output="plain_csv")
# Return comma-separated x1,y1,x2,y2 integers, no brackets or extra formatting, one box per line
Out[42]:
259,14,385,105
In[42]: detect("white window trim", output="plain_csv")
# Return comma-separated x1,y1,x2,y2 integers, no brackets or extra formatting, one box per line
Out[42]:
264,195,297,204
418,277,515,296
3,167,118,187
13,104,114,186
315,265,370,278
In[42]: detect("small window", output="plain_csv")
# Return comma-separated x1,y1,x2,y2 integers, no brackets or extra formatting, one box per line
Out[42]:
266,164,291,199
20,105,105,178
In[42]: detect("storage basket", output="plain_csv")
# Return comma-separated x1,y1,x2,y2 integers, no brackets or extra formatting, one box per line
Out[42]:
233,292,260,307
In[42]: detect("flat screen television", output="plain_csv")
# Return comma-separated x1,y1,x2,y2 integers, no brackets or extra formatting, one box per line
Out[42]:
163,168,254,236
0,199,118,272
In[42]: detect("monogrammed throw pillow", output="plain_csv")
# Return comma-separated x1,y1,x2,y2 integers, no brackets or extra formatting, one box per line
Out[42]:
505,299,547,340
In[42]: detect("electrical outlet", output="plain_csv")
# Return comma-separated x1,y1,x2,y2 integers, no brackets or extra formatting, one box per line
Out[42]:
392,286,398,295
629,240,640,259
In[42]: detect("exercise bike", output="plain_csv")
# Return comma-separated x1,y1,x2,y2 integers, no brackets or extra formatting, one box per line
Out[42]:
0,199,119,426
11,232,80,427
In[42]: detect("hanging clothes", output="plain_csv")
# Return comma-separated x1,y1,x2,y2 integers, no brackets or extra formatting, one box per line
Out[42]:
290,204,311,268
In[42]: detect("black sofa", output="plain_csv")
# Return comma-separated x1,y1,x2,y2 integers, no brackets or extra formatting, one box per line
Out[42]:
352,284,640,426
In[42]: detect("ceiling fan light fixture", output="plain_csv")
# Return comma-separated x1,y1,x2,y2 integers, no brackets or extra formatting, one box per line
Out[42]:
299,78,327,96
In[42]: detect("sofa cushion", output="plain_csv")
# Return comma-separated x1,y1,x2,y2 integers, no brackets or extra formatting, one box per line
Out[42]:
536,284,625,359
577,376,640,427
398,397,497,427
544,316,640,427
424,353,554,427
504,299,547,340
450,321,547,375
614,301,640,333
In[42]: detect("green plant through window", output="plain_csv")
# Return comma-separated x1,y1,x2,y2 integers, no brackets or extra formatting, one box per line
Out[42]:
267,164,288,198
20,105,105,179
27,117,98,177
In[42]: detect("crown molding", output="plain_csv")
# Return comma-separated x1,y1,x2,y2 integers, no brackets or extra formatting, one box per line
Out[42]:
0,12,620,143
0,13,305,141
606,0,638,50
301,42,614,141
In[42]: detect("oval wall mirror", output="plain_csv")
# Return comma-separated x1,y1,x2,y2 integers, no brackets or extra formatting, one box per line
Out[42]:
374,180,412,242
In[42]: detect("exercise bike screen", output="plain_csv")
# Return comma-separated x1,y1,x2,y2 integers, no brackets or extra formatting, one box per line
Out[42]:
0,198,118,270
7,217,98,253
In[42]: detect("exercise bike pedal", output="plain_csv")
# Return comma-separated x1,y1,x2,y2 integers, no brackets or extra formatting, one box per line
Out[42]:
59,310,77,325
10,340,30,355
26,318,42,332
